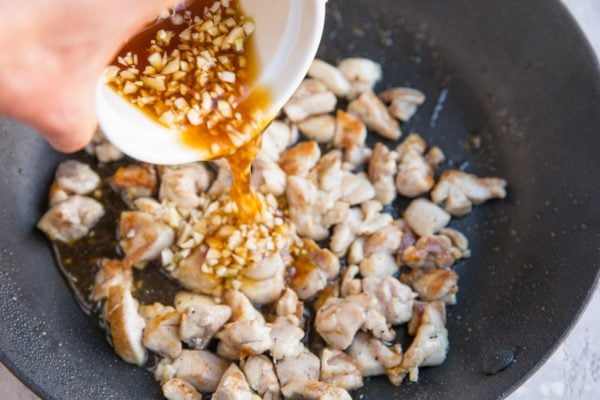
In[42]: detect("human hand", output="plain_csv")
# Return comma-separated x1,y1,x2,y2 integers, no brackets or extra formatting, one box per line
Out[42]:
0,0,175,152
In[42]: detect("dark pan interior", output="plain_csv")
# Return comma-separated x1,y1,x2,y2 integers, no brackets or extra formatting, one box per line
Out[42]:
1,0,600,399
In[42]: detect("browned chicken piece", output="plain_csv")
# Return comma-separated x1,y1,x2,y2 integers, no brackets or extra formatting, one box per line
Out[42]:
170,350,229,393
348,92,401,140
104,285,147,366
308,59,352,97
364,222,403,256
91,259,132,302
338,58,382,99
270,315,305,361
276,288,303,319
298,114,337,143
85,131,124,163
401,235,457,269
388,302,448,385
159,163,212,209
346,332,403,378
280,379,352,400
216,319,272,360
344,144,373,168
240,254,286,305
362,276,416,324
395,134,436,198
315,150,344,192
341,172,376,205
274,348,320,386
290,239,340,300
397,218,418,254
139,303,176,322
259,120,297,161
37,195,105,243
334,110,367,150
359,251,399,278
402,268,459,305
111,164,157,204
426,146,446,167
143,306,182,359
54,160,101,196
250,155,287,196
242,355,281,399
213,364,261,400
403,198,451,237
348,238,365,265
439,228,471,259
379,87,426,122
119,210,175,267
162,378,202,400
431,170,508,217
174,292,231,350
171,246,224,298
279,141,321,178
368,143,399,205
223,290,265,323
340,265,362,297
283,79,337,123
320,348,364,390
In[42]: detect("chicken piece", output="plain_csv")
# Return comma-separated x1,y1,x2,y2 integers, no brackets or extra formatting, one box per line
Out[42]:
177,295,231,350
298,114,336,143
216,319,272,360
402,268,459,305
359,252,399,278
348,92,401,140
208,159,233,196
334,110,367,150
91,259,132,302
119,210,175,266
315,295,367,350
368,143,398,205
403,198,450,237
352,200,394,236
348,238,365,265
344,144,372,168
395,134,435,198
159,164,212,209
346,332,403,377
251,155,287,196
281,379,352,400
171,247,224,297
276,288,303,319
401,234,457,269
290,239,340,300
162,378,202,400
286,176,329,241
224,290,264,323
242,355,280,399
112,164,157,204
362,276,415,324
275,348,320,386
104,285,147,366
439,228,471,259
426,146,446,167
308,59,351,97
279,141,321,178
240,254,286,305
171,350,229,393
37,195,105,243
213,364,261,400
379,87,426,122
315,150,343,192
364,222,403,256
431,170,508,217
329,208,363,257
54,160,101,195
143,307,182,359
260,120,296,161
341,172,376,205
338,58,382,99
85,131,124,162
320,348,364,390
322,201,350,229
270,315,305,361
388,302,448,385
340,265,362,297
283,79,337,122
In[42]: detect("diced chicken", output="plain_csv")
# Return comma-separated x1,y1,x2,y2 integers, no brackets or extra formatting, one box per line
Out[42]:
177,295,231,349
334,110,367,150
431,170,508,217
286,176,329,241
348,92,401,140
348,238,366,266
242,355,280,399
359,252,399,278
308,59,351,97
172,247,224,297
364,222,403,256
320,348,364,390
119,210,175,266
104,285,147,366
388,302,448,385
251,155,287,196
162,378,202,400
368,143,398,205
216,319,272,360
279,141,321,178
139,303,176,322
362,276,415,324
208,159,233,197
54,160,101,195
340,265,362,297
276,288,303,319
329,208,363,257
159,163,212,209
344,144,372,168
283,79,337,122
298,114,336,143
315,150,344,192
346,332,403,377
223,290,264,323
213,364,261,400
275,348,320,386
395,134,435,198
352,200,394,236
341,172,376,205
401,235,457,269
322,201,350,228
37,195,105,243
403,198,450,237
170,350,229,393
85,131,124,163
240,254,286,305
338,58,382,99
143,307,182,359
439,228,471,259
111,164,157,204
259,120,296,161
280,379,352,400
379,87,426,122
91,259,132,302
401,268,459,305
290,239,340,300
270,315,305,361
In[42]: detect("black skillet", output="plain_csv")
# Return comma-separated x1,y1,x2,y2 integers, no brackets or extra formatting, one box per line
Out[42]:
1,0,599,399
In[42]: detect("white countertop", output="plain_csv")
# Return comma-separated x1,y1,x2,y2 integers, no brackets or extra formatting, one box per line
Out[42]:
1,1,599,399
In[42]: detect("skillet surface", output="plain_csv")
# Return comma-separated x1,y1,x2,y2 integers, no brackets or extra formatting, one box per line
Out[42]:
1,0,599,399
